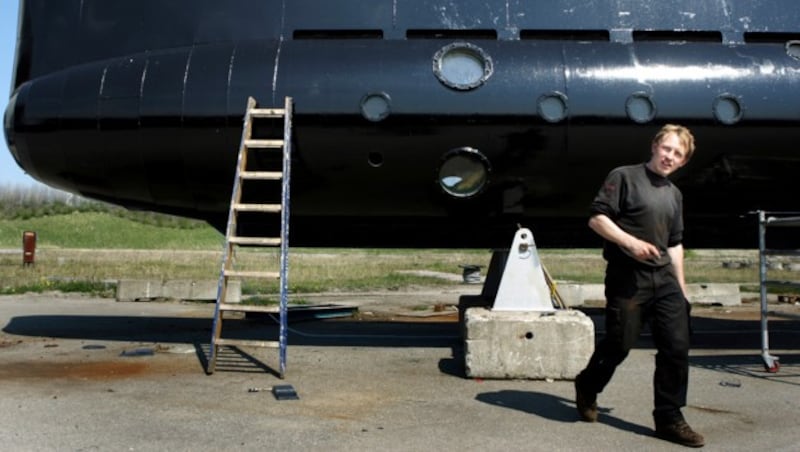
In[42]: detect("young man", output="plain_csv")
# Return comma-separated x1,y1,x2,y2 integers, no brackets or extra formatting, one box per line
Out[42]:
575,124,704,448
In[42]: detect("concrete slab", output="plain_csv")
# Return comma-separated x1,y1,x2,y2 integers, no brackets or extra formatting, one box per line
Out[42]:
116,279,241,302
557,283,741,307
464,308,594,380
686,283,741,306
557,283,605,307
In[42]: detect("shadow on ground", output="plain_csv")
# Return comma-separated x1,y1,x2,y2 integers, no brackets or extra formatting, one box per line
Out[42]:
475,389,653,436
2,314,461,347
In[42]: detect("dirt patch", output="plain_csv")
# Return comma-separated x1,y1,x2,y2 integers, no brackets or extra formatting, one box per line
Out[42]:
0,360,150,381
0,346,199,381
0,339,24,348
691,303,800,321
352,310,459,323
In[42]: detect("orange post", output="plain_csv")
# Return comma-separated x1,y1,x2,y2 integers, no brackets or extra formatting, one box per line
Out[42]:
22,231,36,266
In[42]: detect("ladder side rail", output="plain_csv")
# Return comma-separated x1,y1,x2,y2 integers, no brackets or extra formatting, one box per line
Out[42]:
755,210,800,372
278,96,293,379
758,210,772,367
209,97,257,373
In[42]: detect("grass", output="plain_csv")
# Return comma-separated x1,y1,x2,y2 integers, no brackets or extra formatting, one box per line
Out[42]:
0,212,222,249
0,247,492,296
0,203,784,298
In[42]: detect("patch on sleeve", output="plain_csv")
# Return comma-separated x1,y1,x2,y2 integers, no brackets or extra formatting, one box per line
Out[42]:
603,183,617,196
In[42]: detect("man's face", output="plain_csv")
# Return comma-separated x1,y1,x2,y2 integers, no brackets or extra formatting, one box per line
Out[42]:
648,132,688,177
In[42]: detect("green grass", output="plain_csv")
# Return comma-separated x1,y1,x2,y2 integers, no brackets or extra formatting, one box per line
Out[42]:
0,210,782,298
0,279,115,297
0,211,222,249
0,212,496,295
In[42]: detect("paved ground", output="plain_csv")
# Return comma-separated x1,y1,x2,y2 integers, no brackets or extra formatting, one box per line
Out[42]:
0,291,798,451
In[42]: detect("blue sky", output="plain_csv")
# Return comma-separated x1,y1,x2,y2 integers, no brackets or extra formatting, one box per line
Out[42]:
0,1,37,186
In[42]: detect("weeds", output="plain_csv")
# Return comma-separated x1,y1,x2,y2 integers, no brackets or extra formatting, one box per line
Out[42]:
0,277,115,297
0,184,777,299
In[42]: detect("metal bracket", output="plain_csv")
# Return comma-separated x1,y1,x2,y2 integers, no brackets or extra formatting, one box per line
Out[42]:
492,228,555,312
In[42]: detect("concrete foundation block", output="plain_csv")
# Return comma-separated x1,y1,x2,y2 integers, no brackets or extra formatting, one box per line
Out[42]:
555,283,740,307
117,279,240,302
464,308,594,380
116,280,162,301
686,283,740,306
556,283,605,307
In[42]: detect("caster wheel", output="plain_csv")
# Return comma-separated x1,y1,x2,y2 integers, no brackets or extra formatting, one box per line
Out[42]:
764,361,780,373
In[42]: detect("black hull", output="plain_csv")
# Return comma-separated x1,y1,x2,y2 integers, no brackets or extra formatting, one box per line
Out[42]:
5,0,800,248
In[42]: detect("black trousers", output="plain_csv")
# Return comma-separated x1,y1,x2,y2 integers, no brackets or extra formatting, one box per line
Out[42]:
577,262,690,424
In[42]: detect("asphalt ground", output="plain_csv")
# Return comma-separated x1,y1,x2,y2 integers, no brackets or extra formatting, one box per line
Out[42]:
0,292,798,451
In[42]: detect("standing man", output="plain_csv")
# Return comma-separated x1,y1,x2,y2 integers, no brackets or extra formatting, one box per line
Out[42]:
574,124,704,448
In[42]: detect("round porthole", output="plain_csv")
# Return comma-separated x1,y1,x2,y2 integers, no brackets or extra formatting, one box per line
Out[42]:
626,93,656,123
433,42,493,91
437,147,491,198
367,151,384,168
538,92,568,123
713,94,742,125
360,92,391,122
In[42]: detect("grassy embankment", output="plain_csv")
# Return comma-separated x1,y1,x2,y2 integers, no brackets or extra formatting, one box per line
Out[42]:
0,186,500,296
0,212,496,297
0,184,770,298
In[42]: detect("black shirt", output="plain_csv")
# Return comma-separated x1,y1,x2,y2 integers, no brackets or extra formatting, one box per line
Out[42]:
590,163,683,268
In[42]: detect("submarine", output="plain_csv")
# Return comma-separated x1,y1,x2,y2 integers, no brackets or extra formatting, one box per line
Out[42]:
5,0,800,247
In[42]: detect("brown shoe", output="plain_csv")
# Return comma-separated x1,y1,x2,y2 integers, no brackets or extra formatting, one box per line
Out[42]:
574,377,597,422
655,420,705,448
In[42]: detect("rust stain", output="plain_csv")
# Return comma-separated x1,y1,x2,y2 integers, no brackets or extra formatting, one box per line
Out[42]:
301,390,387,422
351,312,459,323
0,339,24,348
0,361,149,380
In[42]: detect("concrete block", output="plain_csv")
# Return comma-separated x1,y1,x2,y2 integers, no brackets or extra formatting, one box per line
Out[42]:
116,279,240,302
556,283,605,307
457,295,493,327
554,283,740,307
686,283,740,306
117,279,162,301
162,280,193,299
464,308,594,380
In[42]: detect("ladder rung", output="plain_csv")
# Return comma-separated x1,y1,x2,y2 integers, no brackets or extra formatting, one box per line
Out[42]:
245,139,283,148
229,236,281,246
250,108,285,118
219,303,280,313
240,171,282,181
214,338,280,348
233,203,281,213
224,270,280,279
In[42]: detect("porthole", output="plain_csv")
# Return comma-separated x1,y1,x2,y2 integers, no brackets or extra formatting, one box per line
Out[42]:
437,147,491,198
433,42,493,91
360,92,391,122
537,92,568,123
713,94,742,124
626,93,656,123
368,151,384,168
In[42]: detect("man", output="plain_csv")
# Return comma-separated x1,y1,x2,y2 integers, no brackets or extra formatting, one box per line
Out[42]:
574,124,704,448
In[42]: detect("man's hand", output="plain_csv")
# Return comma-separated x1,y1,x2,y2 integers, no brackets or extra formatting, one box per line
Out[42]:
589,214,661,262
625,237,661,261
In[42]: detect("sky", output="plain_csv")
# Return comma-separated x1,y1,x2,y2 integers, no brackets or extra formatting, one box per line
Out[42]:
0,1,37,187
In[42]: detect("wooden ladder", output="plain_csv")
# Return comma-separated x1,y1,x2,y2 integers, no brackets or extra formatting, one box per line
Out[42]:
207,96,293,378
